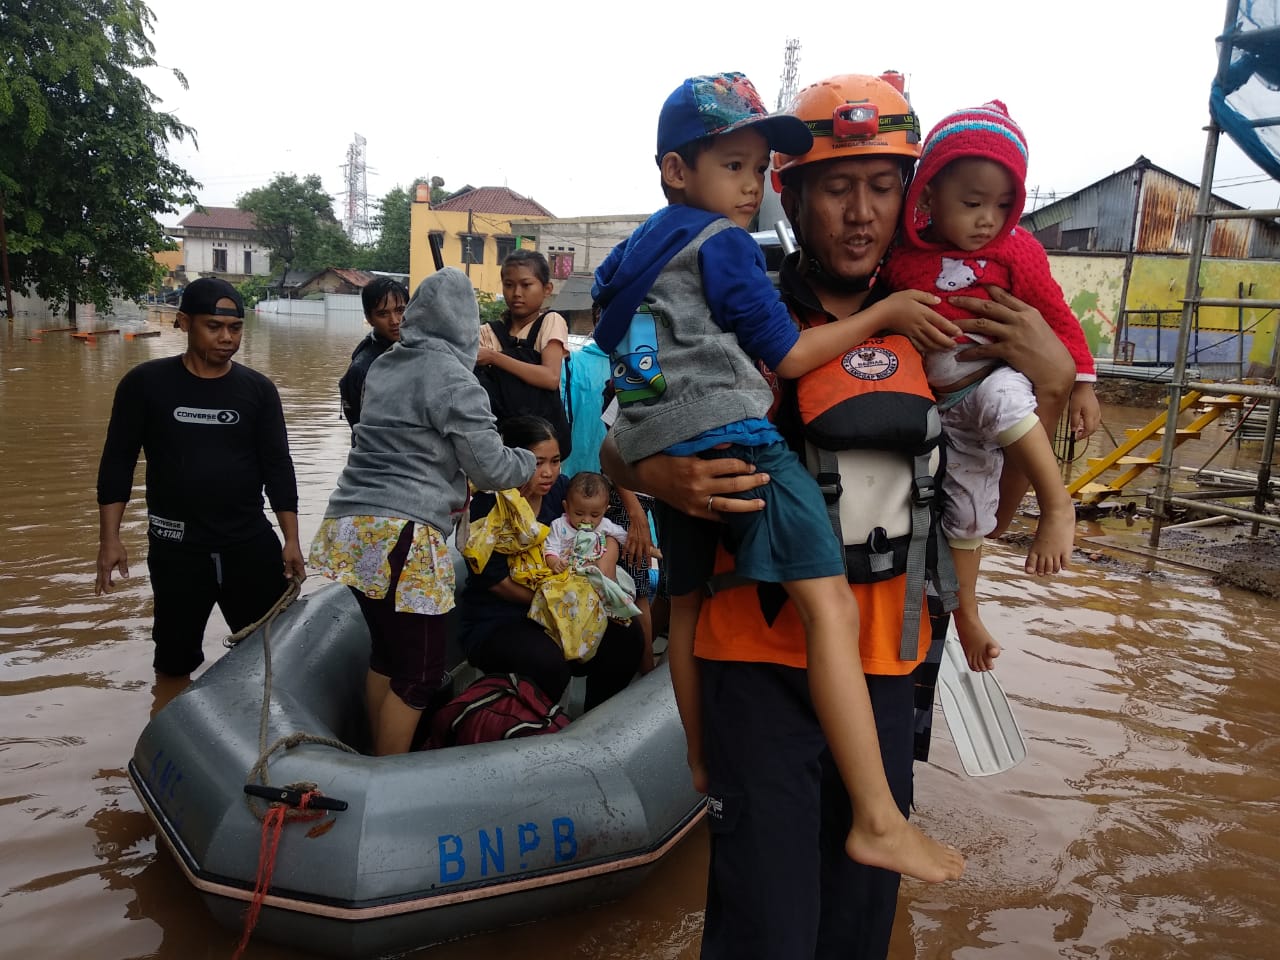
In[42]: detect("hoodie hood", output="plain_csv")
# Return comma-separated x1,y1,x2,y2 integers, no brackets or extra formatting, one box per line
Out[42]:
325,265,535,532
592,205,721,353
399,267,479,365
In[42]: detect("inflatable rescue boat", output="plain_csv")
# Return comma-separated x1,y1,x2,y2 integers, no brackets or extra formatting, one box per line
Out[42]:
128,582,703,958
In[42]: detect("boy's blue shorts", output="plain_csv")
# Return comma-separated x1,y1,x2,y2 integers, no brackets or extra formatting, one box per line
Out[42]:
654,440,844,596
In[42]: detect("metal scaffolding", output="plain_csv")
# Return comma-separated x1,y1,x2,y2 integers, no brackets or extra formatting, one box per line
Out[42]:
1148,0,1280,544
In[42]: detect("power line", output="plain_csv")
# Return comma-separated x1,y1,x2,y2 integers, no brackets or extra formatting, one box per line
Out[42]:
1213,174,1274,187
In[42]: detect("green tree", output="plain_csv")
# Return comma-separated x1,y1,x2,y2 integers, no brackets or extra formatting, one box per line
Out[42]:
234,274,272,308
364,175,446,273
476,289,506,323
237,173,353,281
369,184,412,273
0,0,199,322
428,176,448,206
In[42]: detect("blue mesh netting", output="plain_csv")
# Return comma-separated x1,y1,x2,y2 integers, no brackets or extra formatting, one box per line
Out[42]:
1212,0,1280,181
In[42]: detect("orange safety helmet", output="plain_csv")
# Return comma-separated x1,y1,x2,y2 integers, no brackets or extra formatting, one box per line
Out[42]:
772,72,922,192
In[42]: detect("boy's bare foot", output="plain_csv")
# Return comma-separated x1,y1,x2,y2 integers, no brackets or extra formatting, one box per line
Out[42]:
846,816,965,883
955,607,1001,672
1026,499,1075,575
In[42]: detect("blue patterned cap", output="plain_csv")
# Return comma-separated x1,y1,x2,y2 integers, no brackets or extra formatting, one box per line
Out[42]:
656,71,813,164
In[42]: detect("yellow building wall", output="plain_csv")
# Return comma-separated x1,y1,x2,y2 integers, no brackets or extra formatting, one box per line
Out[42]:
152,243,183,285
410,202,548,296
1126,256,1280,368
1046,253,1279,367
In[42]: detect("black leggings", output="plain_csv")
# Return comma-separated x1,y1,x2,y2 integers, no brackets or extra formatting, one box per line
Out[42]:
465,615,643,711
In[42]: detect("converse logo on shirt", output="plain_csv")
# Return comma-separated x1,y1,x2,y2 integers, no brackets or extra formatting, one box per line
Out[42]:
149,515,185,541
173,406,240,425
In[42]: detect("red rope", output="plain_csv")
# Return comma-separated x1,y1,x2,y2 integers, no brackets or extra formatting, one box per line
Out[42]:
231,790,322,960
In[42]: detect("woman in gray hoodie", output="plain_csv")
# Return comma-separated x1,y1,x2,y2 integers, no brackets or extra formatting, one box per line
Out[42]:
310,268,536,755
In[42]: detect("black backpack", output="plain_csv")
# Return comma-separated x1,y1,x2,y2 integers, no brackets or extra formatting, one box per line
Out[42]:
476,312,573,460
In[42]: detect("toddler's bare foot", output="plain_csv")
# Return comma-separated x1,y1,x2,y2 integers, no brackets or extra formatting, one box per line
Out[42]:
955,607,1000,671
846,817,965,883
1026,500,1074,575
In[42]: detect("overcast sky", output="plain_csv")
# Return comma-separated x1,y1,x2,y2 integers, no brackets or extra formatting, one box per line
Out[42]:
139,0,1278,228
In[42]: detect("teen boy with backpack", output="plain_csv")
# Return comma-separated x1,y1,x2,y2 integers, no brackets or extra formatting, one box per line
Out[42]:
339,277,409,431
604,71,1076,959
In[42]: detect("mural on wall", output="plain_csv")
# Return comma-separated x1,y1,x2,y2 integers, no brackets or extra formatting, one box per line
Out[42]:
1044,255,1124,358
1045,254,1280,372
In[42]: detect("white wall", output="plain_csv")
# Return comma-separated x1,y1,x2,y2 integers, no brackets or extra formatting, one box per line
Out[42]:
7,289,147,323
182,235,271,276
513,216,649,275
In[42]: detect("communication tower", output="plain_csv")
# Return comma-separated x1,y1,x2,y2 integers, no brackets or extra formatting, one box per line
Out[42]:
777,38,801,111
341,133,373,245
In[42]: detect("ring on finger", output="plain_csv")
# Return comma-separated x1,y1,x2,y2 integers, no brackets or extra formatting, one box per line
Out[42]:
707,495,715,512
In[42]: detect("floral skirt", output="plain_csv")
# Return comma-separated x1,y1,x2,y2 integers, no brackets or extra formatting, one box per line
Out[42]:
309,516,455,615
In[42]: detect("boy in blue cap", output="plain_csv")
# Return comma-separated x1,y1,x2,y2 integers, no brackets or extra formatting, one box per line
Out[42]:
593,72,963,883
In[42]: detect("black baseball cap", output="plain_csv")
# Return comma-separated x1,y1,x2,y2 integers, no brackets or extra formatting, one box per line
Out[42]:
178,277,245,319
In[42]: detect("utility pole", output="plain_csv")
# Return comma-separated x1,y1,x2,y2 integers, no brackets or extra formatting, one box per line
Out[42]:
466,209,473,279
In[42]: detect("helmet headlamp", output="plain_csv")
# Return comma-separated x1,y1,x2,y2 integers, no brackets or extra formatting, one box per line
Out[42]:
832,103,879,139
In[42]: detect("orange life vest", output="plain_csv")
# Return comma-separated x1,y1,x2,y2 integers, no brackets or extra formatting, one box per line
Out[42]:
695,310,957,674
695,544,932,676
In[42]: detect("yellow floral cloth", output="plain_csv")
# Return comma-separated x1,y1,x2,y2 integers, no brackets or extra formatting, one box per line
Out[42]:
530,577,608,662
309,516,455,615
463,489,609,662
462,488,548,586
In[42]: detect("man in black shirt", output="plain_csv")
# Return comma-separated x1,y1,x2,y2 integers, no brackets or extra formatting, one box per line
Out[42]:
339,277,409,432
96,277,305,678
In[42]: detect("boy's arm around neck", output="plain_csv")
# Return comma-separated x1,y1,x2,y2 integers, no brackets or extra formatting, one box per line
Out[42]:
772,288,959,379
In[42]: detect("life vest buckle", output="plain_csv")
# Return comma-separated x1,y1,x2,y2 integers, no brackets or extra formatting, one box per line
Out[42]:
912,473,936,506
815,471,843,504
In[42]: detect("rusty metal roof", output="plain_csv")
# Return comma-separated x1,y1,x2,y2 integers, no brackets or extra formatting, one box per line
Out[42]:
329,268,376,287
1020,157,1280,257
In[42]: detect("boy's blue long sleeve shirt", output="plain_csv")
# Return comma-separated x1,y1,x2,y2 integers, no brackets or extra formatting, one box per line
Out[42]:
593,205,799,371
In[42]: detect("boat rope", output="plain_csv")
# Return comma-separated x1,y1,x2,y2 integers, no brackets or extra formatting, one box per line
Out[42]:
233,575,357,957
242,573,357,817
223,574,305,648
230,788,323,960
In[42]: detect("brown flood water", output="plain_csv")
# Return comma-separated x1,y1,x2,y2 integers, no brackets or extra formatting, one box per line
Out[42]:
2,309,1278,960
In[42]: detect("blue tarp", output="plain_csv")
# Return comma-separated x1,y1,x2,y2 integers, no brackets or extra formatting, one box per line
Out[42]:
560,340,611,477
1211,0,1280,181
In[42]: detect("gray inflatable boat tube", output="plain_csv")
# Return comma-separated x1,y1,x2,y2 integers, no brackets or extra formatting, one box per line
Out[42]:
128,582,704,958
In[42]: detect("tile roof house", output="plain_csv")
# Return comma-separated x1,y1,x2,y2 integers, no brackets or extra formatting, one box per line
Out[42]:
409,187,554,295
172,206,271,279
432,186,555,218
